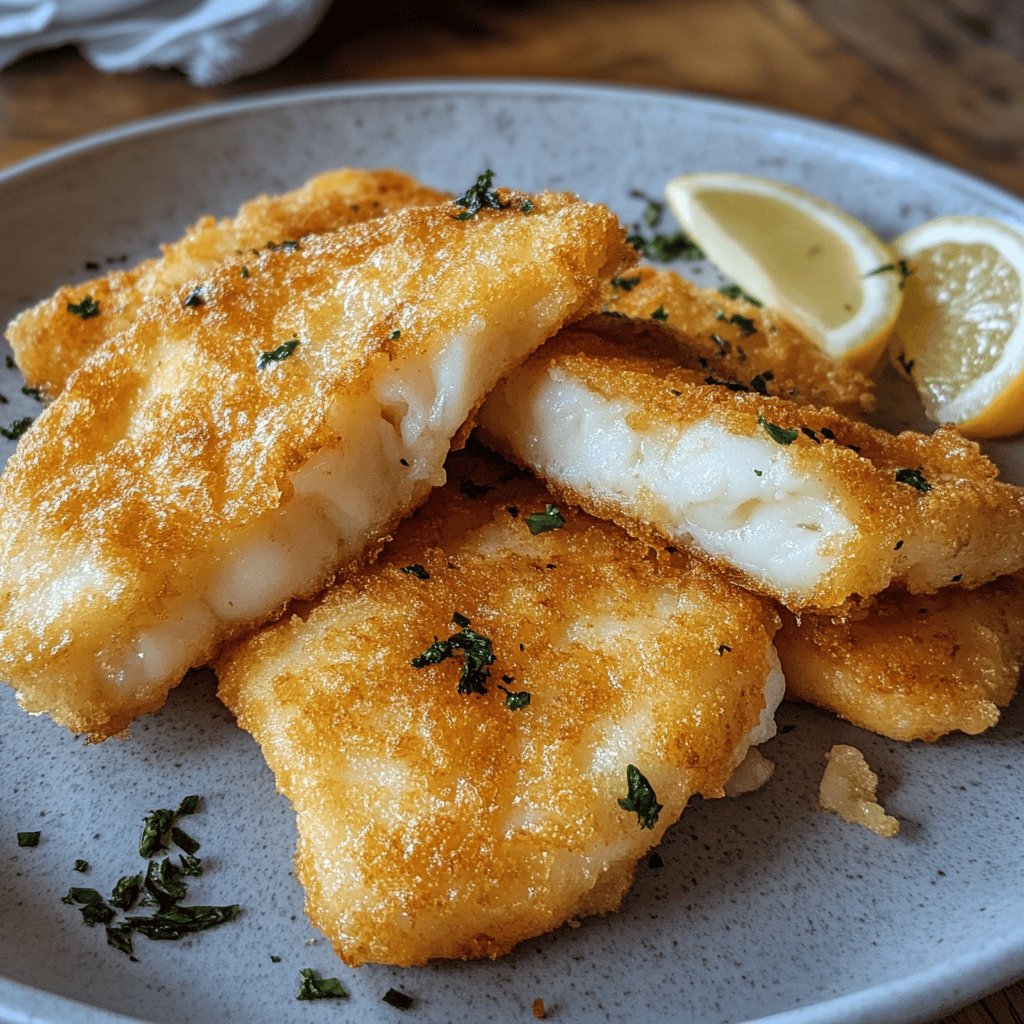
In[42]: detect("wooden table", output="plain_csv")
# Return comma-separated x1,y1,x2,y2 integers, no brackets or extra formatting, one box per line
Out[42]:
1,1,1022,1021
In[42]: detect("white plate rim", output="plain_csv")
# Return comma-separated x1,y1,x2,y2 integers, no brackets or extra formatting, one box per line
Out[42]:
0,77,1022,1024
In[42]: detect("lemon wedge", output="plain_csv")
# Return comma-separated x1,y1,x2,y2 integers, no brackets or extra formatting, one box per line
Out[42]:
665,173,902,370
889,216,1024,439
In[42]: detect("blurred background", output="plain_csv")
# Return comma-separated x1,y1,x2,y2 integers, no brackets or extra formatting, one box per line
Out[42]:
0,0,1021,194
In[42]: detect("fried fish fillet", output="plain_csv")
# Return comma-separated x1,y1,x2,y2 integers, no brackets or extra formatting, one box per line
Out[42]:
7,167,450,396
0,192,632,739
777,575,1024,741
605,266,875,417
477,314,1024,612
216,446,783,966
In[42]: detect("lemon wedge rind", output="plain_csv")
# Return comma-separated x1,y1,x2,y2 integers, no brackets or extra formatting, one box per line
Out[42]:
665,172,902,370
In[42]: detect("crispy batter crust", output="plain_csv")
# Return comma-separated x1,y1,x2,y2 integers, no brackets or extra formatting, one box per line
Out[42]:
605,267,875,417
7,168,451,395
779,575,1024,741
0,193,633,739
217,446,780,966
478,316,1024,611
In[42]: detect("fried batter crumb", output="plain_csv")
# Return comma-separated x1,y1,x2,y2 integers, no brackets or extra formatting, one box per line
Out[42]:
819,744,900,837
532,998,547,1019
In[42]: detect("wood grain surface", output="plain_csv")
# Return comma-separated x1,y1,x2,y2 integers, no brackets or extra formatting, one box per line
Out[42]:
2,1,1023,1021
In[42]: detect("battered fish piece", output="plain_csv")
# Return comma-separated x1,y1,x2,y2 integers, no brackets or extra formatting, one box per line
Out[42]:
605,266,875,417
7,167,450,396
216,447,783,966
477,315,1024,611
777,575,1024,741
0,192,632,739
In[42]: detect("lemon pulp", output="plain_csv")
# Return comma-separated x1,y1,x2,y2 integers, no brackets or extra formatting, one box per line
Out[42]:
898,242,1022,408
692,191,863,332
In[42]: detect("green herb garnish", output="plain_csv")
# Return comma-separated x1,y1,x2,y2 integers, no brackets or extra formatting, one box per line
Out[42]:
749,371,774,395
650,305,669,321
182,288,204,308
20,385,42,401
499,684,531,710
257,339,299,369
627,230,704,262
74,859,90,873
388,328,401,340
170,826,199,855
453,169,507,220
895,467,933,492
270,955,282,963
716,311,757,335
519,198,535,213
17,831,40,848
67,295,100,319
4,355,14,369
105,924,135,958
139,808,176,858
758,414,799,446
109,874,143,911
630,189,664,228
240,265,251,279
296,968,348,1001
524,504,565,535
383,988,414,1010
401,564,430,580
412,615,496,695
866,259,913,289
718,284,762,306
617,764,662,830
896,351,915,375
124,904,240,940
1,418,32,441
610,275,641,291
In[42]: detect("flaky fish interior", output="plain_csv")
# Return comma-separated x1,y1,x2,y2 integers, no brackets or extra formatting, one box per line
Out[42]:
216,445,783,967
778,575,1024,741
0,193,632,739
7,167,451,396
605,266,875,417
477,315,1024,612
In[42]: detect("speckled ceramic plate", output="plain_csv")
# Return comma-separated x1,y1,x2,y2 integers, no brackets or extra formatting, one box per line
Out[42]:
1,80,1023,1024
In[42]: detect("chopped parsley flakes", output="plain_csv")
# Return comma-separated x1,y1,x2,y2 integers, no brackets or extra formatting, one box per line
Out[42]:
17,831,40,848
650,305,669,321
627,230,704,263
257,339,299,369
388,328,401,340
618,764,662,830
67,295,100,319
400,563,430,580
499,682,532,710
383,988,414,1011
895,467,933,492
610,275,641,291
866,259,913,289
297,968,348,1001
758,414,799,446
182,288,204,308
716,311,757,335
453,169,507,220
412,614,496,695
524,504,565,535
719,284,762,306
62,793,237,960
1,417,32,441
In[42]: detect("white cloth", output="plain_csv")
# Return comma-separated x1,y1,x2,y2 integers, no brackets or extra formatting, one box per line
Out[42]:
0,0,331,85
